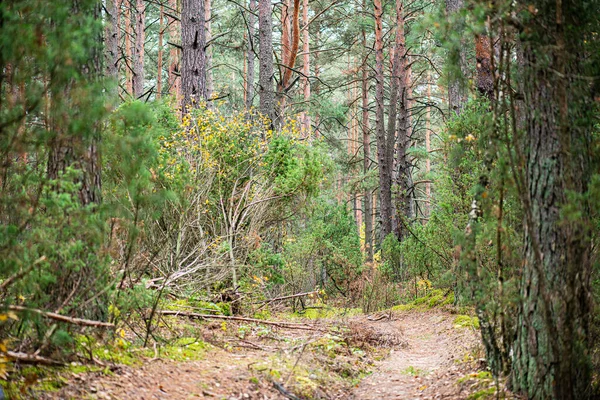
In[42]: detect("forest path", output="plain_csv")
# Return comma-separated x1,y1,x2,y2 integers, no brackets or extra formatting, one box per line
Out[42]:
44,310,485,400
352,310,480,400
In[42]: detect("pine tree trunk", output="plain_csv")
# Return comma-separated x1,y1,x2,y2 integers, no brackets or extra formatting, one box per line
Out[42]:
169,0,181,102
132,0,145,99
205,0,213,101
373,0,391,242
361,20,373,262
157,4,164,99
510,1,594,398
181,0,207,112
258,0,275,125
125,3,133,95
475,33,493,100
424,70,431,219
246,0,256,109
300,0,310,135
392,0,412,241
105,0,119,80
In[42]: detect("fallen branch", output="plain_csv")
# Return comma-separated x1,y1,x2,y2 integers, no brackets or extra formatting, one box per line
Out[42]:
7,305,115,328
273,381,302,400
157,310,323,331
5,351,64,366
253,291,319,305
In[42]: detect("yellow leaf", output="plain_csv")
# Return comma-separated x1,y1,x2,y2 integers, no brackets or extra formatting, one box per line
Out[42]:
7,311,18,320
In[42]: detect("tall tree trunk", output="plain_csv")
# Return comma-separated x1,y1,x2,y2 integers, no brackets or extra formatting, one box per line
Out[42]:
277,0,300,123
424,69,431,219
132,0,145,98
373,0,391,242
446,0,467,115
387,0,403,238
181,0,207,112
105,0,119,81
392,0,411,241
475,33,493,100
169,0,181,102
125,3,133,95
300,0,310,135
157,4,164,99
258,0,275,125
361,17,373,262
205,0,213,101
511,1,594,398
246,0,256,109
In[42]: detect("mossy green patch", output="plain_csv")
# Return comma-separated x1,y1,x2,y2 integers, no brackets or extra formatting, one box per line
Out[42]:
467,387,496,399
453,315,480,329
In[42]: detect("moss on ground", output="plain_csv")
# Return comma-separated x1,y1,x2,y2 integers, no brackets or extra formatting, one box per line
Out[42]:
453,315,480,329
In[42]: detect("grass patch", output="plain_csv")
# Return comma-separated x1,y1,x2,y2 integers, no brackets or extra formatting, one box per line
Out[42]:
391,289,455,312
453,315,480,329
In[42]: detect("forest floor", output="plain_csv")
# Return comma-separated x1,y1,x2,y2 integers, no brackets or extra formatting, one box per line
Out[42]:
24,307,511,400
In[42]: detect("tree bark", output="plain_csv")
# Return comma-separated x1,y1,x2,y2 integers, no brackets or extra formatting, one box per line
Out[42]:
361,15,372,262
181,0,207,112
258,0,275,125
105,0,119,80
511,1,594,398
246,0,256,109
132,0,145,99
169,0,181,102
205,0,213,101
392,0,412,241
157,4,164,99
125,3,133,95
475,33,493,100
424,69,431,219
300,0,310,135
373,0,391,242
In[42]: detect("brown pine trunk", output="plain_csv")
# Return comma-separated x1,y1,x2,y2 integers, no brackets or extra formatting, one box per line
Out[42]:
424,70,431,219
475,34,493,100
300,0,310,136
205,0,213,101
373,0,391,242
181,0,207,112
392,0,411,241
157,4,164,99
105,0,119,80
169,0,181,102
246,0,256,109
511,2,593,398
361,17,373,262
125,3,133,95
258,0,275,124
132,0,145,99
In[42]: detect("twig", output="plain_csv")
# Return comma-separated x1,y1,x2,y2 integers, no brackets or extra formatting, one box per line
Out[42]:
7,305,115,328
0,256,46,293
253,291,319,305
273,382,302,400
157,310,323,331
5,351,64,366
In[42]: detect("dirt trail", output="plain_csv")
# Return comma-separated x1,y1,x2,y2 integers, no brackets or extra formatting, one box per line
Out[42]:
352,311,480,400
41,310,482,400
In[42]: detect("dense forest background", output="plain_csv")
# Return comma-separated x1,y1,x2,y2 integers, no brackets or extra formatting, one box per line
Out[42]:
1,0,599,398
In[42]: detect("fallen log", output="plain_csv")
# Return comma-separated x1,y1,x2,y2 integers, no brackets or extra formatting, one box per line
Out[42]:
156,310,324,331
7,305,115,328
